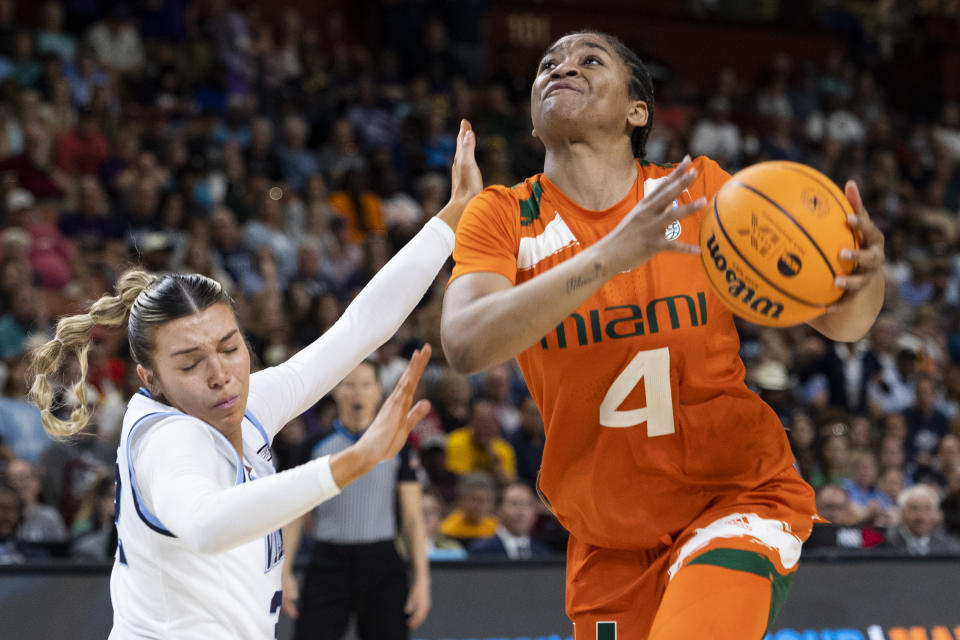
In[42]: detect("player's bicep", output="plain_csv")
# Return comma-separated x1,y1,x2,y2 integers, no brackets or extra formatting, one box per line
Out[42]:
450,188,520,282
441,271,513,335
444,271,514,308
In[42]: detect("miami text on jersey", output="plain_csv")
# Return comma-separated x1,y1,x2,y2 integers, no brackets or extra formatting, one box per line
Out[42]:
540,292,708,350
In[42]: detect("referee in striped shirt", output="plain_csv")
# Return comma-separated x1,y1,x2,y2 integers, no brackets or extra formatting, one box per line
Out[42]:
282,360,430,640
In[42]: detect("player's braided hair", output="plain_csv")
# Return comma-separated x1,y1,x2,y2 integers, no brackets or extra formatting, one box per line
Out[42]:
552,30,656,158
29,270,235,439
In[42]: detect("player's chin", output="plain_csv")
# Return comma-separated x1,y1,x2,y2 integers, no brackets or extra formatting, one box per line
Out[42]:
538,100,588,125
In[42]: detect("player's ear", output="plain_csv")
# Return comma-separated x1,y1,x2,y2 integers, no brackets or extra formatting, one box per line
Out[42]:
532,127,538,138
627,100,648,129
137,364,159,396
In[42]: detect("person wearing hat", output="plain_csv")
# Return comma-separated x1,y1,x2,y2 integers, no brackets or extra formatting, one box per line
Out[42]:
420,433,459,506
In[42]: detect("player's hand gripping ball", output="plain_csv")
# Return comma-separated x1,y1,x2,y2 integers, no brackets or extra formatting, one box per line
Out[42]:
698,161,859,327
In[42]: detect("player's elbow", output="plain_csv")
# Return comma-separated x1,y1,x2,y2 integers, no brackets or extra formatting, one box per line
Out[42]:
440,319,485,374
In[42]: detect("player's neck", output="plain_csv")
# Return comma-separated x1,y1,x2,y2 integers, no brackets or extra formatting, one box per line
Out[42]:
543,139,637,211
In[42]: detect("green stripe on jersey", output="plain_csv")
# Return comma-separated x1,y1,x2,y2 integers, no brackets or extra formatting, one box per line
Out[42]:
597,621,616,640
519,180,543,226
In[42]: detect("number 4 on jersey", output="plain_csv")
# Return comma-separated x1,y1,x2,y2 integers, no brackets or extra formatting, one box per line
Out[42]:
599,347,675,436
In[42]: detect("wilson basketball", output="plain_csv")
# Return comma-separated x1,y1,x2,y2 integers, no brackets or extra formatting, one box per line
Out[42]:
698,161,859,327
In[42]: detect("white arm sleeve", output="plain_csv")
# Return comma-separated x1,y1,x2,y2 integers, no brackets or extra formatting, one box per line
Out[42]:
135,418,340,554
246,218,455,438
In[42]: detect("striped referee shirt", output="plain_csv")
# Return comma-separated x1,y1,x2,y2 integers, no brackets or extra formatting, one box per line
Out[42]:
300,421,417,544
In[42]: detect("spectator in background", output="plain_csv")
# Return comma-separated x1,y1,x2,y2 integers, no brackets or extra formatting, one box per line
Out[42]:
884,485,960,555
71,473,115,560
85,5,144,74
330,167,385,245
904,374,949,468
244,117,281,183
469,481,550,559
243,189,298,283
0,357,48,463
841,451,892,525
420,435,459,507
788,409,820,483
2,30,41,88
209,206,264,295
865,317,916,413
0,481,26,564
481,364,521,435
59,174,124,258
933,434,960,488
440,472,498,544
808,484,884,550
445,399,516,485
0,118,67,198
508,396,545,485
53,107,110,176
0,284,47,359
319,118,367,190
276,115,318,192
36,1,77,62
689,96,742,165
434,371,472,433
816,484,858,527
7,458,67,545
876,466,905,523
421,488,466,561
811,431,852,488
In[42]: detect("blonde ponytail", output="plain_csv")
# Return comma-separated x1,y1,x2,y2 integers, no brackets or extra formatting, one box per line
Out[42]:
29,270,161,439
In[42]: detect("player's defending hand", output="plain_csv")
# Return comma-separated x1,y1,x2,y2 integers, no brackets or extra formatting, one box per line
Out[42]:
604,155,707,274
330,346,432,488
436,119,483,231
357,345,433,466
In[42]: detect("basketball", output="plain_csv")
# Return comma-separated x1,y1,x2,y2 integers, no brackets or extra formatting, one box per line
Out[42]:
698,161,859,327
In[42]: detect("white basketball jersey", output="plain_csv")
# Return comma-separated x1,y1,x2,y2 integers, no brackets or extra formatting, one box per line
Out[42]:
109,390,284,639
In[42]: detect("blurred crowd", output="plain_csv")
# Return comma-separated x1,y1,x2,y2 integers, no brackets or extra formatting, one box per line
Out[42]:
2,0,960,564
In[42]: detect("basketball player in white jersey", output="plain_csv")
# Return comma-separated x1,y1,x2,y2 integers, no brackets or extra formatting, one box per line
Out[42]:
28,121,483,639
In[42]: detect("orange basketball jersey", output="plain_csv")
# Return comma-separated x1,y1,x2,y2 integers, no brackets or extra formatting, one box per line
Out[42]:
450,156,814,551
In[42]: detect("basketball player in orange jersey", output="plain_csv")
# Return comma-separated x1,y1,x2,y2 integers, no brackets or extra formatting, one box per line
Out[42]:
441,31,885,640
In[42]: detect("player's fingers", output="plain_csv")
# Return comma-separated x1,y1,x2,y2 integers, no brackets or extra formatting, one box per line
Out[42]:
661,241,701,256
408,608,427,629
282,597,298,619
846,218,885,256
643,156,695,204
844,180,870,221
652,166,697,207
659,197,706,222
454,119,471,156
404,399,432,432
393,345,432,399
839,246,883,270
834,273,874,292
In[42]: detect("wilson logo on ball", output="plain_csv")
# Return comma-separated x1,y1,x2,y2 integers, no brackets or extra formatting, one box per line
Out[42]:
777,253,802,277
705,234,785,320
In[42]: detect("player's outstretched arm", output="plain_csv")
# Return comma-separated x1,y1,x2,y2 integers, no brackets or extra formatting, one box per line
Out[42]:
246,122,482,437
442,158,705,374
138,349,432,555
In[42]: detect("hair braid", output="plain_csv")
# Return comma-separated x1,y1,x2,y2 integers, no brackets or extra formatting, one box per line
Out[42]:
28,270,161,439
